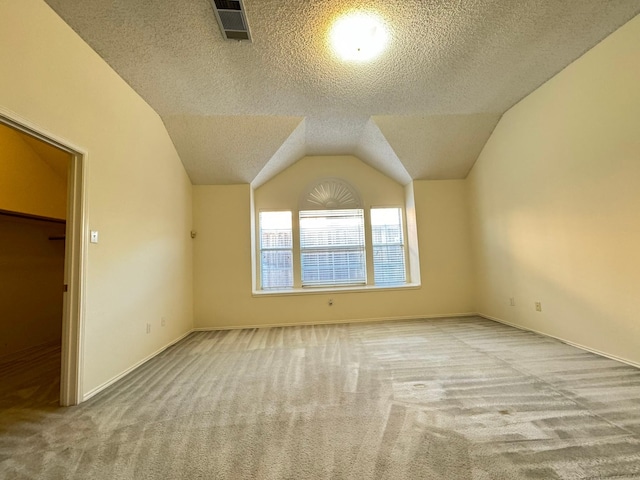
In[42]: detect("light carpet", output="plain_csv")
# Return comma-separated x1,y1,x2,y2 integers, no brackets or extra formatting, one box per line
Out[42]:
2,316,640,479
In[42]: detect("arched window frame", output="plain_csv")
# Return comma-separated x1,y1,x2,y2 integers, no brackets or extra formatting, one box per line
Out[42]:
257,178,412,292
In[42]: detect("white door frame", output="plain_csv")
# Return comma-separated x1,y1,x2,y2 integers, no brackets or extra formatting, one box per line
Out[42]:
0,108,87,406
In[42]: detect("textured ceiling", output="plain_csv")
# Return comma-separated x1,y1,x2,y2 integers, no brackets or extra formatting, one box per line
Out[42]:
44,0,640,185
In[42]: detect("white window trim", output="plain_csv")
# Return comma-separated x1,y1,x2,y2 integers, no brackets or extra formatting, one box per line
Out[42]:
252,282,421,297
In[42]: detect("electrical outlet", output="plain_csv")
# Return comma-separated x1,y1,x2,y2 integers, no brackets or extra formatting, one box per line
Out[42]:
328,298,334,306
146,323,151,334
509,297,516,306
161,317,166,327
535,302,542,312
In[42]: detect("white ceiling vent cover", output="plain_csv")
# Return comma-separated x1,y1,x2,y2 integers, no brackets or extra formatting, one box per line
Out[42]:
210,0,252,41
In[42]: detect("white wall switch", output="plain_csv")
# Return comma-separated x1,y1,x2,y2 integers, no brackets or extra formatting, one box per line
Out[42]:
90,230,99,244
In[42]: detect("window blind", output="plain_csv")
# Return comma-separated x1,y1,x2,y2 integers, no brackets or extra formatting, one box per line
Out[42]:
371,207,406,285
299,209,366,286
259,211,293,289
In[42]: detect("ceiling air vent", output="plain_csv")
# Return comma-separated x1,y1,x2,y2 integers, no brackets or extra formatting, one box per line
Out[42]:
210,0,252,41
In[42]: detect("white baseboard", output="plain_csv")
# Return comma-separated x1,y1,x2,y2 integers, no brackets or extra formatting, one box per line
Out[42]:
82,330,194,402
477,312,640,370
193,312,478,331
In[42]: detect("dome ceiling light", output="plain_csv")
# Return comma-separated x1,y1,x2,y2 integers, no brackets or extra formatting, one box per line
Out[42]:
329,12,389,62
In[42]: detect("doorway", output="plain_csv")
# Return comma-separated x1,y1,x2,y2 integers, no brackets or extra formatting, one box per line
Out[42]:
0,112,86,406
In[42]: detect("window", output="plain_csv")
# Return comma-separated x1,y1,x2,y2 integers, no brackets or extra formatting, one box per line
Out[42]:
256,176,416,291
258,207,409,290
299,209,366,286
371,207,406,285
258,207,407,290
259,211,293,289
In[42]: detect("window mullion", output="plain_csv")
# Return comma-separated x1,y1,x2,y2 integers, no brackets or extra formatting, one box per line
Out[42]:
364,207,374,286
292,209,302,288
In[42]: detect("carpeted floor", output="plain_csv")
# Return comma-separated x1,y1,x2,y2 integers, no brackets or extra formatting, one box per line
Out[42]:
2,316,640,479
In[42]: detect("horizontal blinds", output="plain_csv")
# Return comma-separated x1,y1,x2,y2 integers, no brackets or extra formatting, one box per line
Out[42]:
259,211,293,289
300,209,365,286
260,211,292,249
299,209,365,249
261,250,293,289
371,208,406,285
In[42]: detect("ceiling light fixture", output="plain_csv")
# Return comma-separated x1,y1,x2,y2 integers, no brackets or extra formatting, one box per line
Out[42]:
329,12,389,62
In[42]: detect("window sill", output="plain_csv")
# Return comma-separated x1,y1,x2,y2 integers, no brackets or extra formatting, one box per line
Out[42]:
252,283,421,297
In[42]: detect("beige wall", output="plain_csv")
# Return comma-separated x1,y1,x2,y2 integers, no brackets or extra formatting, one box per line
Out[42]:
0,216,65,357
468,15,640,365
0,123,68,219
193,175,474,328
0,0,194,395
255,155,405,209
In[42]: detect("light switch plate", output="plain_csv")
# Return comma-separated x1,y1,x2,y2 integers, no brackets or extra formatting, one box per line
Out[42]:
90,230,99,243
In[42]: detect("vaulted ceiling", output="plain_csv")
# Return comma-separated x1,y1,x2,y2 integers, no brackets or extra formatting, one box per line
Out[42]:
44,0,640,186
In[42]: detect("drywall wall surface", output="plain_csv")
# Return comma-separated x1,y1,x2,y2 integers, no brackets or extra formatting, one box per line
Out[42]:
414,179,474,315
404,181,421,284
468,15,640,365
0,215,65,357
0,0,194,394
193,184,252,326
0,123,68,219
193,178,474,328
254,155,405,209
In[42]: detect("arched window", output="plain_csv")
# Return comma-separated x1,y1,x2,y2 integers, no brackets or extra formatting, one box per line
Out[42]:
258,177,407,290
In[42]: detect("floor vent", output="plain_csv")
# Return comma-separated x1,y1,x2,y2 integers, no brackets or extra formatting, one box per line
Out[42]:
210,0,252,41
